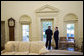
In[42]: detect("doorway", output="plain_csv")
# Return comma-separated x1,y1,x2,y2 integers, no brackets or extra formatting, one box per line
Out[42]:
22,25,29,42
41,19,54,42
1,21,5,50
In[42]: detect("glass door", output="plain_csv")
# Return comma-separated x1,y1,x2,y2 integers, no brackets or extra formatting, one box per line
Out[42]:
41,19,53,42
42,22,52,42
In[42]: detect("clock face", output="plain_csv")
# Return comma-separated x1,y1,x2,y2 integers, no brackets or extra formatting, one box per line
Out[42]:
9,20,14,26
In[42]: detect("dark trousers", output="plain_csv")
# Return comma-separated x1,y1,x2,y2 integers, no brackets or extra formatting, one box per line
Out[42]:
54,39,58,49
46,38,51,50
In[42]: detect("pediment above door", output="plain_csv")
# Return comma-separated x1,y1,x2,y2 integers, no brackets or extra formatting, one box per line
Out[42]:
36,5,59,13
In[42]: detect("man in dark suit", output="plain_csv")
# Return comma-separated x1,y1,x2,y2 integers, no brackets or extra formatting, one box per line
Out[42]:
45,26,53,50
54,27,59,49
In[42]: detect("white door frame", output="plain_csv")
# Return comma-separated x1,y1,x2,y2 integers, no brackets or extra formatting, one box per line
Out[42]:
40,19,54,42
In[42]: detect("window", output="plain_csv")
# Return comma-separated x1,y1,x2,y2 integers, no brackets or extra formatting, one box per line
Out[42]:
22,25,29,42
67,24,74,41
67,24,74,37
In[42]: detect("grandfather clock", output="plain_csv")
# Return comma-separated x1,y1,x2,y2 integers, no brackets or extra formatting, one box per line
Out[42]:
8,18,15,41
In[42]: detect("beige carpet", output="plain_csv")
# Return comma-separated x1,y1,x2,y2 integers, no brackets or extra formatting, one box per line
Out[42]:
41,50,83,55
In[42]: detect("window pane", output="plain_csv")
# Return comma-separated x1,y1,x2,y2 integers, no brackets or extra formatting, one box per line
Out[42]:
22,25,29,42
67,24,74,37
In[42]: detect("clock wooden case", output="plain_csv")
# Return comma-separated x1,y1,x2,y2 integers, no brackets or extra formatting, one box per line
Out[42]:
8,18,15,41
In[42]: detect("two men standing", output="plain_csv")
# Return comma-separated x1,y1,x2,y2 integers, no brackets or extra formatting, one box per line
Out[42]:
45,26,59,50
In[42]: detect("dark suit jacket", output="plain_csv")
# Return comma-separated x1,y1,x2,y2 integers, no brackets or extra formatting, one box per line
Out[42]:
54,30,59,40
45,29,53,39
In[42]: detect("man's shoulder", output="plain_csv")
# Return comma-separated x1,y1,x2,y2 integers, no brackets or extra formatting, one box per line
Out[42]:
49,29,52,32
46,29,48,31
51,30,52,31
57,30,59,32
56,30,59,33
46,29,52,31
